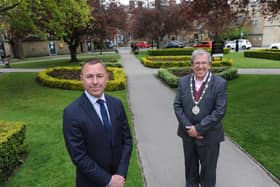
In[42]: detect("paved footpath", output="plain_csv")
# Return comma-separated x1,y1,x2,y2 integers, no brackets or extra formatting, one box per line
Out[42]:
119,47,280,187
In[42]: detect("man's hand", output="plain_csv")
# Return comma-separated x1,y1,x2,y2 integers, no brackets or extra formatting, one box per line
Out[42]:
186,126,203,139
109,175,125,187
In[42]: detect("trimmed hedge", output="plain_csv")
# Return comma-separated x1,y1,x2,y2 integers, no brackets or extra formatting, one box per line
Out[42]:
147,47,230,56
0,121,26,182
148,48,196,56
79,62,122,68
147,56,191,61
37,66,126,91
158,66,238,88
140,56,233,68
244,49,280,60
223,48,230,54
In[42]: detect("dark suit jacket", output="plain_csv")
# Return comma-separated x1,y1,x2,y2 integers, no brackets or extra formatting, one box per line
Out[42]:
174,73,227,146
63,93,132,187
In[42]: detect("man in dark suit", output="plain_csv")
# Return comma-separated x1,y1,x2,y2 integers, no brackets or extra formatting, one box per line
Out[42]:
63,60,132,187
174,49,227,187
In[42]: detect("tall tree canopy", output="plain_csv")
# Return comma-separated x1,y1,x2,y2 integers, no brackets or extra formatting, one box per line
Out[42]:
31,0,93,62
0,0,20,14
88,0,128,53
2,0,93,61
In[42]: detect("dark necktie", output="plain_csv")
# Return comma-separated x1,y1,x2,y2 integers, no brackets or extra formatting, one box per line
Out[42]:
97,99,111,135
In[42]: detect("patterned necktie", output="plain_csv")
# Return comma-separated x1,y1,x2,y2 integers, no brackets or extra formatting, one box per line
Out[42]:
97,99,111,135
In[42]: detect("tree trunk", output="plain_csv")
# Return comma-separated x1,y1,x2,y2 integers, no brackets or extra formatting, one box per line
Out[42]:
69,44,78,62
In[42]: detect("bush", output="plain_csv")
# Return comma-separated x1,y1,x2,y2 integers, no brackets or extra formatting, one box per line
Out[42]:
141,56,232,68
147,48,230,56
148,48,196,56
223,48,230,54
244,49,280,60
0,121,26,182
140,57,191,68
37,66,126,91
158,66,238,88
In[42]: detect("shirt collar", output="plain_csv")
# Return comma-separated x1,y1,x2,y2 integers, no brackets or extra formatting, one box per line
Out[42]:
194,72,209,83
84,91,106,105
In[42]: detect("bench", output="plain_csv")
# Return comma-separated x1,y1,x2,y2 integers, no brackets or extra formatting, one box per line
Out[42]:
0,56,11,68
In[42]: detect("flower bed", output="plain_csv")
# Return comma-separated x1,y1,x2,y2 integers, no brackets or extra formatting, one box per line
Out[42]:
37,66,126,91
141,56,233,68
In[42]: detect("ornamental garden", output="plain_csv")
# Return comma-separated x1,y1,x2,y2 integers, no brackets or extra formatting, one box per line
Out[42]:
0,47,280,186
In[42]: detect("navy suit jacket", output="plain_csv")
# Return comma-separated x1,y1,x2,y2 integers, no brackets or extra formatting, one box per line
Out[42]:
63,93,132,187
174,73,227,146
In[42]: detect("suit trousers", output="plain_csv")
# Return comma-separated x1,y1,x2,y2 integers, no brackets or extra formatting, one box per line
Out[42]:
182,139,220,187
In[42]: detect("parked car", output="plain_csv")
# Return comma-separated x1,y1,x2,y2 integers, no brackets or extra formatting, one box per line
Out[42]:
164,40,186,48
225,39,252,49
269,42,280,49
193,41,212,49
135,41,151,48
105,41,114,49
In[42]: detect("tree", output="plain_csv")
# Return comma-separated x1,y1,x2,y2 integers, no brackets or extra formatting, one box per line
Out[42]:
255,0,280,19
190,0,249,41
31,0,93,62
1,0,93,61
88,0,128,54
130,1,183,48
1,0,41,57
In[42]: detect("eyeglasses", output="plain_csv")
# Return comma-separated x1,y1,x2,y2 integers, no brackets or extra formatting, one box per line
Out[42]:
193,61,209,66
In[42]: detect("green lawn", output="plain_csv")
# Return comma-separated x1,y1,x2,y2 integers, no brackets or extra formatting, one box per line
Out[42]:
224,51,280,68
224,75,280,179
1,53,120,69
0,73,143,187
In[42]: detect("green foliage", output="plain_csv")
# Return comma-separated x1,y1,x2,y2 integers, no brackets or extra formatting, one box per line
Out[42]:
216,67,239,80
4,0,42,40
244,49,280,60
158,66,238,88
148,48,196,56
157,68,179,88
141,56,191,68
37,66,126,91
141,56,233,68
222,27,249,40
0,121,26,183
147,56,191,61
223,48,230,54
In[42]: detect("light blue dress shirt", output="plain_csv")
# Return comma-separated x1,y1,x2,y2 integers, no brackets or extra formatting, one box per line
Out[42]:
84,91,111,125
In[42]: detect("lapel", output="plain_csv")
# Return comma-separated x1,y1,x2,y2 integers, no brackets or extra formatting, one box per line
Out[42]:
79,93,105,131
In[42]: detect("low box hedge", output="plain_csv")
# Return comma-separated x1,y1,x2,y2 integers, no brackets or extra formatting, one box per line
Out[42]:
141,56,233,68
147,48,230,56
0,121,26,182
244,49,280,60
146,56,191,61
148,48,196,56
37,66,126,91
158,66,238,88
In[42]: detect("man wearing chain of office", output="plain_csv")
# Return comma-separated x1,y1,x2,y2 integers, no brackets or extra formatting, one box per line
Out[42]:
174,49,227,187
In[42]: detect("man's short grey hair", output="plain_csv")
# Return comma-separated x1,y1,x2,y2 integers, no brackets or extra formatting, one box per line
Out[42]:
81,59,107,74
191,49,212,64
